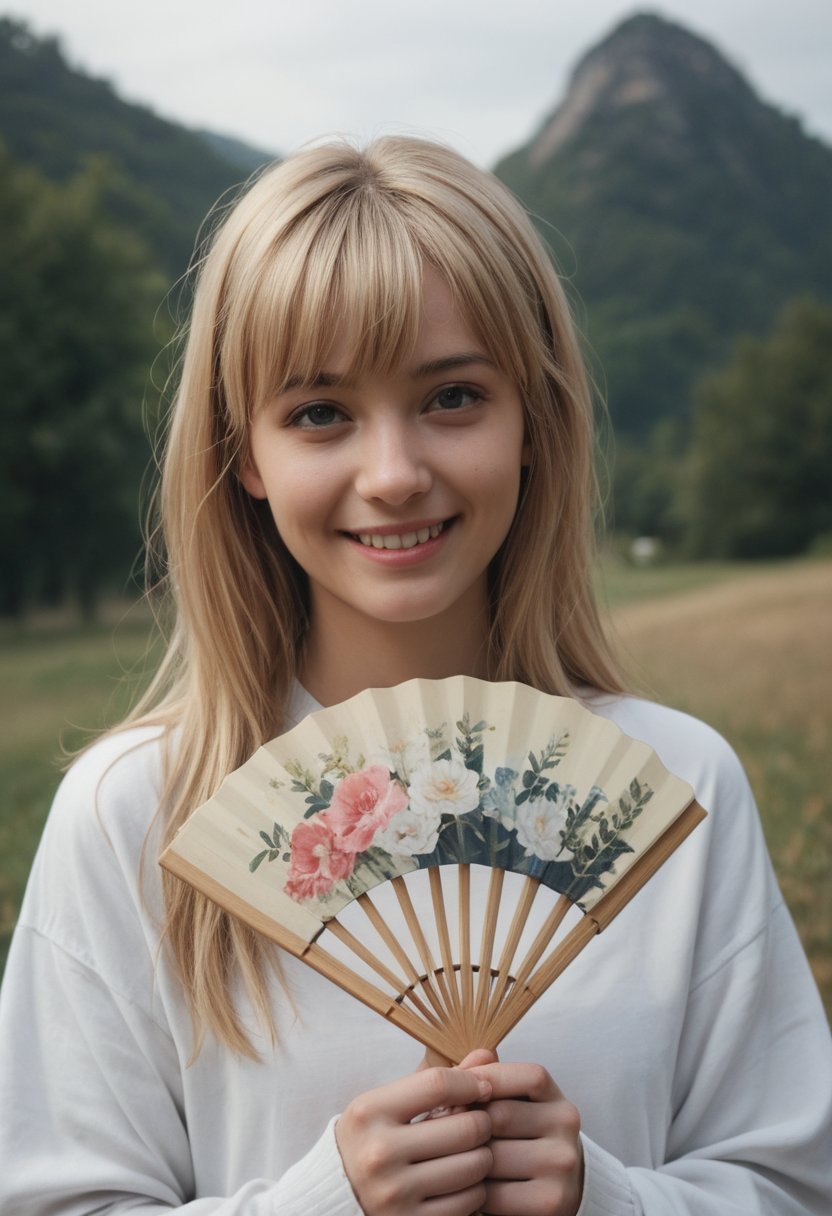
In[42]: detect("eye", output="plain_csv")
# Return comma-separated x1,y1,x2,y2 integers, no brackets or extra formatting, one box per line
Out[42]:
289,403,344,429
430,384,482,412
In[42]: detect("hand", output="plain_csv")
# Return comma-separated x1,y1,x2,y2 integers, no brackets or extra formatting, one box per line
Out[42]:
335,1064,494,1215
459,1050,584,1216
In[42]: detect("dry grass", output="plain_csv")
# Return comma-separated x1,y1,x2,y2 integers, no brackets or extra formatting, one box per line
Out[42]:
607,560,832,1013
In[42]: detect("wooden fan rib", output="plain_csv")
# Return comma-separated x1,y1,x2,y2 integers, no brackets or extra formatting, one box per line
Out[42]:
458,864,475,1042
356,891,448,1024
323,919,441,1028
159,852,457,1056
356,892,421,984
484,914,598,1049
473,867,504,1030
301,939,459,1060
481,799,708,1048
428,867,463,1023
498,892,571,997
589,798,707,930
477,875,540,1034
390,876,457,1025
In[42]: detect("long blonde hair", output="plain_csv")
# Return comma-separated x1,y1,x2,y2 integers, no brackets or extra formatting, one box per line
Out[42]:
129,136,625,1056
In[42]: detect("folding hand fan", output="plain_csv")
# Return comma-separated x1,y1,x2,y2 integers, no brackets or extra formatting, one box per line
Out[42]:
160,677,706,1063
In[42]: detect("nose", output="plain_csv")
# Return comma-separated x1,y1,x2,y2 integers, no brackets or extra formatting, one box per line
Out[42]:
353,419,432,505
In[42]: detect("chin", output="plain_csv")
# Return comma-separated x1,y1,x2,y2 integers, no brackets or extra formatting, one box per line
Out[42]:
362,594,460,628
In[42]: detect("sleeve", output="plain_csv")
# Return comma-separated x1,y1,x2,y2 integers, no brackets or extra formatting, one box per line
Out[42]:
0,925,361,1216
574,719,832,1216
0,731,364,1216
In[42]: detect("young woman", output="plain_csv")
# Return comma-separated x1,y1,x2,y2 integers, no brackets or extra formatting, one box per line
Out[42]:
1,137,830,1216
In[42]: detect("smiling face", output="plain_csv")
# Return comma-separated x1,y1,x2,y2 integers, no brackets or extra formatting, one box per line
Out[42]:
241,269,528,682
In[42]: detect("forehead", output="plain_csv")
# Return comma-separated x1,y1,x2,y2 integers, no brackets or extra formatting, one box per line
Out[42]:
272,264,498,397
321,268,482,376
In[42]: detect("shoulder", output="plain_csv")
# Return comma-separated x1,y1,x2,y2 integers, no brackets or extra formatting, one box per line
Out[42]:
580,690,774,893
582,691,749,809
17,725,173,964
583,692,784,966
46,724,170,856
7,725,182,1052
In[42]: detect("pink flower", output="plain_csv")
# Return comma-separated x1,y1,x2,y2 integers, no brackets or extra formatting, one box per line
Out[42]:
284,813,355,903
328,765,409,853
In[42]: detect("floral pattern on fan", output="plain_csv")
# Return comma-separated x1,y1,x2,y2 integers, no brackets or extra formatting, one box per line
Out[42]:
250,711,655,907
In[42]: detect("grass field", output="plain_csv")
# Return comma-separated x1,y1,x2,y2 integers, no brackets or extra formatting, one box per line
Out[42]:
1,562,830,1018
603,557,832,1013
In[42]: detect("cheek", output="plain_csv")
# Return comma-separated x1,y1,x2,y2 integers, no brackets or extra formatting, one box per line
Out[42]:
263,476,335,546
469,440,525,510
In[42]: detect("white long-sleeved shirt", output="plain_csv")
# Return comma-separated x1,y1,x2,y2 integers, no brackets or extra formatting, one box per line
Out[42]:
1,687,830,1215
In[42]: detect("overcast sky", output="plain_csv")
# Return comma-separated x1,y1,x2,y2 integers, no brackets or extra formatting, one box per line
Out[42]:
5,1,831,166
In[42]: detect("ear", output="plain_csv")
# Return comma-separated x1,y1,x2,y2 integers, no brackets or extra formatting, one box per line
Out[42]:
239,456,268,500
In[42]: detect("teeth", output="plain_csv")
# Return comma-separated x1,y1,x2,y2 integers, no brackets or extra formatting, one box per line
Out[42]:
355,522,446,549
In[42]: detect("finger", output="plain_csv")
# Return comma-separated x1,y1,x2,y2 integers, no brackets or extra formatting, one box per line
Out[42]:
482,1177,579,1215
456,1047,499,1069
487,1097,549,1139
488,1134,582,1180
472,1060,563,1103
422,1181,489,1216
407,1143,493,1199
486,1095,574,1140
350,1066,493,1125
420,1048,498,1119
407,1107,492,1163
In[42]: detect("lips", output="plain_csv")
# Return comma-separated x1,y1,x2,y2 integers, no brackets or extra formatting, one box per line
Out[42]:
352,521,446,551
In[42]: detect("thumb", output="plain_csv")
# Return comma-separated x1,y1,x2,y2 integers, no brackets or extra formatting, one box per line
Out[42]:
457,1048,500,1069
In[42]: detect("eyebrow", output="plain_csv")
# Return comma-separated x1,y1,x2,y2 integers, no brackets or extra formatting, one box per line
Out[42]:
281,352,496,392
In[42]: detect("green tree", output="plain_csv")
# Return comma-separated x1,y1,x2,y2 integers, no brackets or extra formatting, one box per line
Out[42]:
686,298,832,558
610,419,688,545
0,144,168,615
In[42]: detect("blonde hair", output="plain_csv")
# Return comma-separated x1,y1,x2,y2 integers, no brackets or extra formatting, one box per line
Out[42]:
129,136,625,1056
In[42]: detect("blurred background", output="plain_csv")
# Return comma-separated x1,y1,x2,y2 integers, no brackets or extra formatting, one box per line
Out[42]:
0,2,829,1015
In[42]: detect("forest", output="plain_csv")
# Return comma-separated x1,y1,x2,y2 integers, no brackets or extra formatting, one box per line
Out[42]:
1,14,831,617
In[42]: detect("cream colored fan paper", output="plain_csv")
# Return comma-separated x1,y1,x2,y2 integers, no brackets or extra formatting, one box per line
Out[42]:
161,677,706,1062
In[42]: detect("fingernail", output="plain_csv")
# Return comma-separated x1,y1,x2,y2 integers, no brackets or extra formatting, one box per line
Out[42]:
477,1080,492,1098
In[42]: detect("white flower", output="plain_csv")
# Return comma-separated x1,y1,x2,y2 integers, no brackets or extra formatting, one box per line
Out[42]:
514,784,576,861
407,757,480,819
374,806,442,858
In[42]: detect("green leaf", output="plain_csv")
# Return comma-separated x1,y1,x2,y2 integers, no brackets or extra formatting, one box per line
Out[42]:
249,850,268,872
259,830,274,847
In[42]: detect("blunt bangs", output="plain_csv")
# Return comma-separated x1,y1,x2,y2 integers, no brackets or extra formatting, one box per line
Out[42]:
205,138,563,438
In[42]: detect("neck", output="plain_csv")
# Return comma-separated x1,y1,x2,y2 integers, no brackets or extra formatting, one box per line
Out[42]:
301,594,491,707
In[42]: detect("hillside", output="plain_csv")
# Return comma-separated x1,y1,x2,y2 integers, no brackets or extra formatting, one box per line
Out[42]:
496,13,832,437
2,12,830,444
0,18,278,278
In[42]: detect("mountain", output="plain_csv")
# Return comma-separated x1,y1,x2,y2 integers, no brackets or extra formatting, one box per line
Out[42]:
496,12,832,437
0,18,278,278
